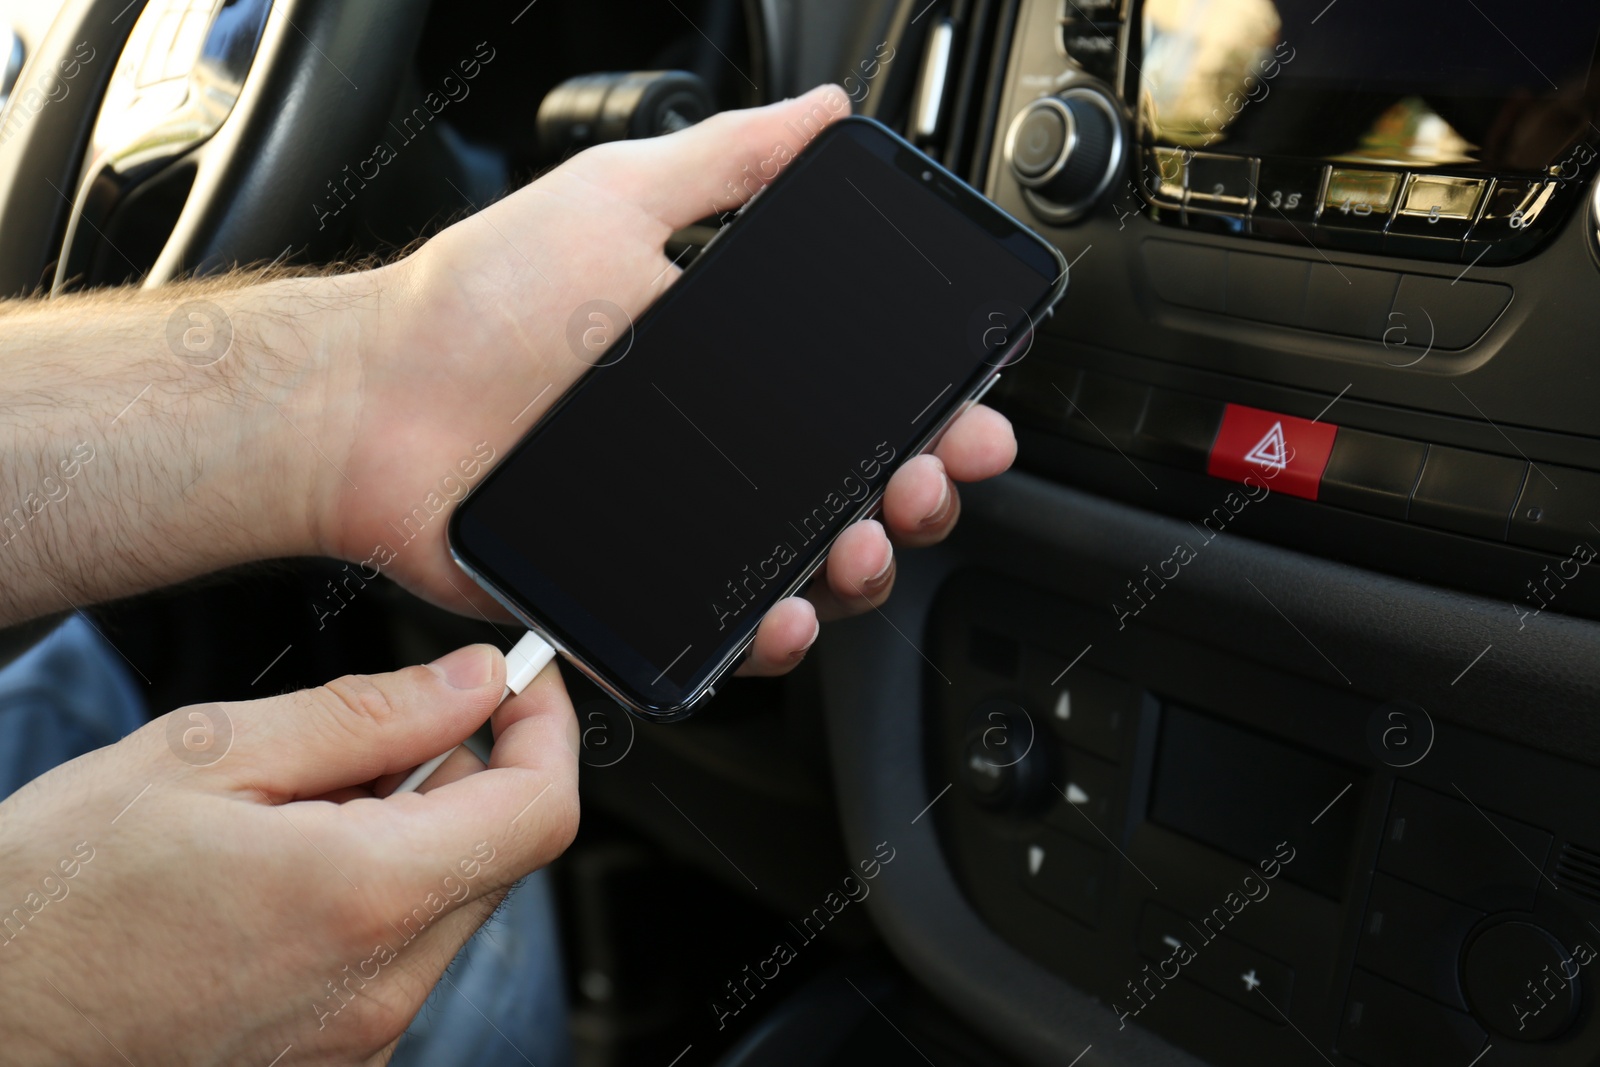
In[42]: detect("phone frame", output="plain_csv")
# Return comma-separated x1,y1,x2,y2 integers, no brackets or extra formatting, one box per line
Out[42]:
448,115,1069,721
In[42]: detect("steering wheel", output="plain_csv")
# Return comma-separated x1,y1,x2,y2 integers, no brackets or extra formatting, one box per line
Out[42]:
0,0,432,298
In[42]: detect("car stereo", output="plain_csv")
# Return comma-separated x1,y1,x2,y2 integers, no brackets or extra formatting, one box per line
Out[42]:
1039,0,1600,263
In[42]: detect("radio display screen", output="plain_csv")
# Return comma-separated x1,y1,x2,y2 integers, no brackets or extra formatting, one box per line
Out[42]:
1138,0,1600,169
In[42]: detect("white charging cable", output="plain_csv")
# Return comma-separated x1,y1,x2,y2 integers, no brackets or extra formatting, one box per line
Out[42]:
393,630,557,794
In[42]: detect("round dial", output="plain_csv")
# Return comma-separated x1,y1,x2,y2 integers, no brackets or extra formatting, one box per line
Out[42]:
960,699,1054,814
1004,86,1126,225
1462,920,1582,1041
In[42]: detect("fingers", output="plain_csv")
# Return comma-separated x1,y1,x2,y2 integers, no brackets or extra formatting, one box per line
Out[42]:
368,738,486,798
592,84,853,232
738,518,893,673
807,518,896,622
377,662,580,892
413,743,487,794
735,596,819,676
877,405,1015,547
880,454,960,549
702,403,1020,672
778,404,1015,630
738,516,896,673
195,645,507,801
933,403,1017,482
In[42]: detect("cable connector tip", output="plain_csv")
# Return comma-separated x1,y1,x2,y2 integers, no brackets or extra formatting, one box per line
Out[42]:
505,630,557,696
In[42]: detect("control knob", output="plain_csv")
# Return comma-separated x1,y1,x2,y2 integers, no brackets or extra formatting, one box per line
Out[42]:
960,699,1053,814
1462,920,1583,1040
1004,85,1126,225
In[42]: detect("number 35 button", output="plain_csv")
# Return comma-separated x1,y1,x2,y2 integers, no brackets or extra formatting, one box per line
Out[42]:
1251,160,1323,239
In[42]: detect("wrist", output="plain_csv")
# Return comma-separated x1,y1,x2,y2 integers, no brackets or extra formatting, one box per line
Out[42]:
224,268,388,565
0,823,95,1061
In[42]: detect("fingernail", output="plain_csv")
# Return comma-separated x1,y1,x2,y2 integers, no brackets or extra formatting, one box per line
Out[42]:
428,645,497,690
789,617,822,662
921,469,953,527
863,546,895,594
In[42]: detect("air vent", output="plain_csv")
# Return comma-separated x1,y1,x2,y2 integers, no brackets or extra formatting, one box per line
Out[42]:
877,0,1021,186
1554,842,1600,904
940,0,1020,185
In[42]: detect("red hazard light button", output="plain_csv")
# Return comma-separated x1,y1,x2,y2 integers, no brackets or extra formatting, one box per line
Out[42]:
1206,403,1338,500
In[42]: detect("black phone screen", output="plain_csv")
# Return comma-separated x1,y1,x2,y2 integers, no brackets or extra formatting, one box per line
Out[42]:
451,117,1063,715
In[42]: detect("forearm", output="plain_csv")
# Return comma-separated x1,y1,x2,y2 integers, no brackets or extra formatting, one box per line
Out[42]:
0,272,374,627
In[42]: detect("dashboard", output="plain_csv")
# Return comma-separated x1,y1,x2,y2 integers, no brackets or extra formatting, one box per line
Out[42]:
986,0,1600,607
816,2,1600,1067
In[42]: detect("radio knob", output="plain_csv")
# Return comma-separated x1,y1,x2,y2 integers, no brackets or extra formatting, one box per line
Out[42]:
1004,86,1126,224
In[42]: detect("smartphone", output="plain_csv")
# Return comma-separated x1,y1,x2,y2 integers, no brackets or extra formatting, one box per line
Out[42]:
448,115,1067,721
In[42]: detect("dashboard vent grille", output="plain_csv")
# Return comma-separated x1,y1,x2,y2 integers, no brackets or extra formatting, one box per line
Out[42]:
881,0,1019,186
1555,842,1600,903
938,0,1019,186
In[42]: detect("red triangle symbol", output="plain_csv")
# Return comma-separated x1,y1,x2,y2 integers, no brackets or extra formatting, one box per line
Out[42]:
1244,422,1289,472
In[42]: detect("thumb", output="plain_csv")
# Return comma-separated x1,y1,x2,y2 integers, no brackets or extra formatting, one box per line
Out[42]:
582,83,854,232
186,644,507,800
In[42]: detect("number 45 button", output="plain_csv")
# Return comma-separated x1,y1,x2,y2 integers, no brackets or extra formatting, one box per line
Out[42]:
1323,168,1399,231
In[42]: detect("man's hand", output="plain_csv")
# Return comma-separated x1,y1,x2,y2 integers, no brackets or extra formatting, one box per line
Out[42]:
0,644,575,1065
307,84,1018,674
0,85,1016,667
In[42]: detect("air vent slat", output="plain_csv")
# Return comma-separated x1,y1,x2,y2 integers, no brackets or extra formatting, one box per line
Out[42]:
879,0,1018,184
1558,867,1600,889
1555,843,1600,904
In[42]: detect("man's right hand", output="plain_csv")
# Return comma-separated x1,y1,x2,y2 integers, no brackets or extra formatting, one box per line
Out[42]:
0,644,577,1066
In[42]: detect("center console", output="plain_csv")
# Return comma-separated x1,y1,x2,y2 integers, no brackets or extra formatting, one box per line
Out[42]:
981,0,1600,617
894,2,1600,1066
930,569,1600,1067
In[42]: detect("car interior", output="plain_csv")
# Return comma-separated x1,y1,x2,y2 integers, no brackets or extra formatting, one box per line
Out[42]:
2,0,1599,1065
